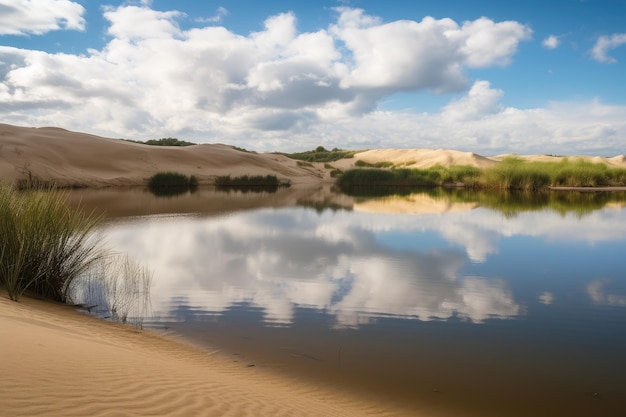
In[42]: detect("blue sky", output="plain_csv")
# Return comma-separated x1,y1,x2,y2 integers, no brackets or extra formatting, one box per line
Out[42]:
1,0,625,155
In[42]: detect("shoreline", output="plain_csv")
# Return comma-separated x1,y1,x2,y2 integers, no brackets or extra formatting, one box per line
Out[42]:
0,292,416,417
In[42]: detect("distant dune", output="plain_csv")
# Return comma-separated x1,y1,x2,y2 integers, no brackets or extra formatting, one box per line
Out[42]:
1,124,625,188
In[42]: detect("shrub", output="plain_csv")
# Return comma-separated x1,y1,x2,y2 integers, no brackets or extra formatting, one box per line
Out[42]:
147,172,198,196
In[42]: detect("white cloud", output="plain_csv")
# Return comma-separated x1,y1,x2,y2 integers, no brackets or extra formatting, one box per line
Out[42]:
590,33,626,63
0,0,85,35
0,5,624,156
441,80,503,121
196,6,229,24
542,35,560,49
458,17,533,67
103,5,184,40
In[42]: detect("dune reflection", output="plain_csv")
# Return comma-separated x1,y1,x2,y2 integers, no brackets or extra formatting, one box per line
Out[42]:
354,193,478,214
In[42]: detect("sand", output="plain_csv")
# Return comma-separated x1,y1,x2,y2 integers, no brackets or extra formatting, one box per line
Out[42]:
0,292,418,417
3,124,625,189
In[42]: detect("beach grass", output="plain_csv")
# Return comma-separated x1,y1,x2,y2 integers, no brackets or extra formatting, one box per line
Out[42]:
0,184,103,302
338,157,626,191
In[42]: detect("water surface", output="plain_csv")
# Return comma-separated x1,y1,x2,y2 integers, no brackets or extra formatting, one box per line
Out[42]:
72,187,626,417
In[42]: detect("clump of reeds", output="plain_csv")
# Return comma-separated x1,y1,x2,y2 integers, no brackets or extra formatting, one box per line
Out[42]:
67,254,152,329
147,172,198,196
0,184,103,302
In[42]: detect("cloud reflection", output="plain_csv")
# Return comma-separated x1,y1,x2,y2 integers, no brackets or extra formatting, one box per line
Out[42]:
587,279,626,307
102,209,521,327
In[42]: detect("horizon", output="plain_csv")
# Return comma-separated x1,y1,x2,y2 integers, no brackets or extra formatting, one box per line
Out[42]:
0,0,625,156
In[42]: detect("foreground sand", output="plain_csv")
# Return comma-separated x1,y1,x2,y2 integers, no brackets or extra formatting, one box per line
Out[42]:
0,293,418,417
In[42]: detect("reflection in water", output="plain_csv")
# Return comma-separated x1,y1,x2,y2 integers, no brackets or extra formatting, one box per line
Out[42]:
82,188,626,417
99,200,626,327
68,254,153,328
102,209,524,327
587,278,626,306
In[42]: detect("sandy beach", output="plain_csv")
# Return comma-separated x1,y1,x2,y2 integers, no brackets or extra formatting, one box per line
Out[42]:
0,292,419,417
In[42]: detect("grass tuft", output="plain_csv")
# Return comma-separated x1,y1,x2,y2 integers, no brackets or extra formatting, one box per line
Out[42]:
0,184,103,302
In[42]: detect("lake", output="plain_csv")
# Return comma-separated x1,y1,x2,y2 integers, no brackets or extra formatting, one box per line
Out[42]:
69,186,626,417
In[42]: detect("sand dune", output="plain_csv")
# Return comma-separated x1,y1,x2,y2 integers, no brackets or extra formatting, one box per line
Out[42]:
3,124,625,189
0,293,415,417
0,124,326,188
346,148,498,169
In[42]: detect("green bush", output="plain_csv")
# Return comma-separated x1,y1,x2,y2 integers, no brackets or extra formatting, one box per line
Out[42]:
0,184,103,302
147,172,198,196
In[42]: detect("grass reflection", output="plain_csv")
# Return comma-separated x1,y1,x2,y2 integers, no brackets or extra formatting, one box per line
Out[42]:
347,187,626,217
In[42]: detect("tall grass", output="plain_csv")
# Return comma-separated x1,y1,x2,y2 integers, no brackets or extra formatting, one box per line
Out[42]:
0,184,103,302
338,158,626,191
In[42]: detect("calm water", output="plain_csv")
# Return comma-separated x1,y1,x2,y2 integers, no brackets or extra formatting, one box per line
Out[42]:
71,187,626,417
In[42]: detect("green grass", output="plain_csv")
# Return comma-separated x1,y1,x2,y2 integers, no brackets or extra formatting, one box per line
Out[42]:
0,184,103,302
338,158,626,191
147,172,198,196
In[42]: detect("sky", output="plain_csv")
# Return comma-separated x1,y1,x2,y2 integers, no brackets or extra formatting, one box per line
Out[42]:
0,0,625,155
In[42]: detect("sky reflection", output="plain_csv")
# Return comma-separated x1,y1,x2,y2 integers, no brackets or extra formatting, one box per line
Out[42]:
100,201,626,327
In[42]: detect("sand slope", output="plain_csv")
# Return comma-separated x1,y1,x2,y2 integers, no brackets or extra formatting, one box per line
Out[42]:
0,124,325,187
2,124,625,189
0,293,415,417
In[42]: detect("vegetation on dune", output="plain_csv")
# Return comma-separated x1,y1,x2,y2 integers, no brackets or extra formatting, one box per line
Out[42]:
354,159,395,168
280,146,360,163
338,157,626,191
124,137,196,146
147,172,198,196
0,184,103,302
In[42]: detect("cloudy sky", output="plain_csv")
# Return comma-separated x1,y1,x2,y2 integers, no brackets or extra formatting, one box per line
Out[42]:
1,0,625,154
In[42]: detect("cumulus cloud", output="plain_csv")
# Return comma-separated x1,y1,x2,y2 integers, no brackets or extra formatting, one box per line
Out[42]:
591,33,626,63
542,35,560,49
441,80,503,121
0,4,624,155
0,0,85,35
